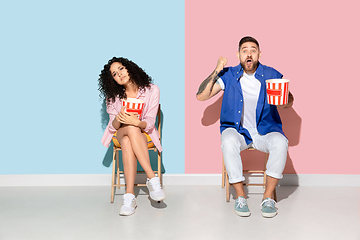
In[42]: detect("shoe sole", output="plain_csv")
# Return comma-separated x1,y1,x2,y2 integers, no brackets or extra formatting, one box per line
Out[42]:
149,194,165,202
235,210,251,217
119,206,137,216
262,211,277,218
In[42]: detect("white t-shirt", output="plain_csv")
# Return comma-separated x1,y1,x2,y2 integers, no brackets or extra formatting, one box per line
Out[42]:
217,72,261,130
240,72,261,130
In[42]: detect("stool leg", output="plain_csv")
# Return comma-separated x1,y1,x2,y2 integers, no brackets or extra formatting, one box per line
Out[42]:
111,149,116,203
263,153,269,188
158,151,162,185
222,157,225,188
116,151,120,189
273,187,277,202
226,173,230,202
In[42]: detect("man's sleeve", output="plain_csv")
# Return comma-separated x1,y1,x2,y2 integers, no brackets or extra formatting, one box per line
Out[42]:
217,67,229,90
217,78,225,90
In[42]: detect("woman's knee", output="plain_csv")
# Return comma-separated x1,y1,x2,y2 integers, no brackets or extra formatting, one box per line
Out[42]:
119,136,132,149
124,125,142,137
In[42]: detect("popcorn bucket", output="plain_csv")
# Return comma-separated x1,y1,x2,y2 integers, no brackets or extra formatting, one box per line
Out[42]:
265,79,290,105
122,98,145,119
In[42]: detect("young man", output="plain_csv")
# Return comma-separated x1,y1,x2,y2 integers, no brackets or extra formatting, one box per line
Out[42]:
196,36,293,218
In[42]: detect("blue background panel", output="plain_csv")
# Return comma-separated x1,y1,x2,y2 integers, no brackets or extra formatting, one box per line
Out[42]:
0,0,184,174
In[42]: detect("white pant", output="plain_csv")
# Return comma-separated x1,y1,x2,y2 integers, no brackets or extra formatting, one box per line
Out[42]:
221,128,288,184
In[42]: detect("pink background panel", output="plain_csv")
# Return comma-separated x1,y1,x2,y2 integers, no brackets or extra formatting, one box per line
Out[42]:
185,0,360,174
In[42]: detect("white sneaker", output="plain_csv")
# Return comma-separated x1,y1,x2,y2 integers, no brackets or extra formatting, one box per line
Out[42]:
119,193,137,216
146,177,165,201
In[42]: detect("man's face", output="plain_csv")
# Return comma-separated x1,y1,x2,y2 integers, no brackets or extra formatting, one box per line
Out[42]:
237,42,261,74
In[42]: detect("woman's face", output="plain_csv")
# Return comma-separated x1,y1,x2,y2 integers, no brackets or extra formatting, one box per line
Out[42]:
110,62,130,86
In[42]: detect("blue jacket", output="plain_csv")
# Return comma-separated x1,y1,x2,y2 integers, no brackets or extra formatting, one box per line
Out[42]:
219,62,285,145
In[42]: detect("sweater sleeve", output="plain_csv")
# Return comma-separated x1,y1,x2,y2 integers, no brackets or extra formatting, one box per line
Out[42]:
106,99,120,135
142,85,160,133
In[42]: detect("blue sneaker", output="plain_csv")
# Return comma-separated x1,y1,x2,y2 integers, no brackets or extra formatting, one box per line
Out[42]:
260,198,278,218
234,196,251,217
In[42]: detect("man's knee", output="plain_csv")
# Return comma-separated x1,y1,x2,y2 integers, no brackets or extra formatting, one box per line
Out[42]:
268,133,288,152
221,129,242,150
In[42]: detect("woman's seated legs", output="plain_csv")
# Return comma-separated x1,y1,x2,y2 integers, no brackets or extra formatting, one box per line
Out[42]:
117,125,156,184
119,135,137,194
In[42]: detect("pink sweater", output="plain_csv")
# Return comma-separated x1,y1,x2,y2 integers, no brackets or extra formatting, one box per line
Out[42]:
101,84,162,152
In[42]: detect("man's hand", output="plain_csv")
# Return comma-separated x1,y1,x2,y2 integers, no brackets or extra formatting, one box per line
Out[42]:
277,91,294,108
196,57,226,101
216,57,228,72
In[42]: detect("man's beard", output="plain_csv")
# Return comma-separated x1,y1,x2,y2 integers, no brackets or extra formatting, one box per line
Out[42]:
240,60,259,73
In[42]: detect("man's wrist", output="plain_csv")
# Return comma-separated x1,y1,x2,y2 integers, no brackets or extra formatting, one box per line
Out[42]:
215,66,222,74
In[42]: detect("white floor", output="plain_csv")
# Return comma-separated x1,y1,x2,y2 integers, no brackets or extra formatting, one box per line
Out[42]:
0,185,359,240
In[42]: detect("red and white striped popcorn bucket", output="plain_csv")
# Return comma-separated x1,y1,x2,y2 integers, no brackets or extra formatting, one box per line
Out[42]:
265,79,290,105
122,98,145,119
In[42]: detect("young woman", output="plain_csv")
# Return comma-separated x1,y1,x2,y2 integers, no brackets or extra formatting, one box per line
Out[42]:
99,57,164,216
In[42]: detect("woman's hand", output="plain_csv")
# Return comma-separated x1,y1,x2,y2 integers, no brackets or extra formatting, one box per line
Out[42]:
116,107,140,126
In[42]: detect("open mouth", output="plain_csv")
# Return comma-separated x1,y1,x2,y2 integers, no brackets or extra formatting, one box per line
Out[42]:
246,58,252,65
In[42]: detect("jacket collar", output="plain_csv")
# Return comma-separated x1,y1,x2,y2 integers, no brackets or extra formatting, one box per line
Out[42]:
255,62,264,80
137,87,146,98
234,62,264,80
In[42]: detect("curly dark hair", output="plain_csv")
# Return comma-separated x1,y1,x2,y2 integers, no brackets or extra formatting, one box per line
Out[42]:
98,57,153,103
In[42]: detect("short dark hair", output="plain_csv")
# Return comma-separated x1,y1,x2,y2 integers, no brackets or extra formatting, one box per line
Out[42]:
238,36,260,51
